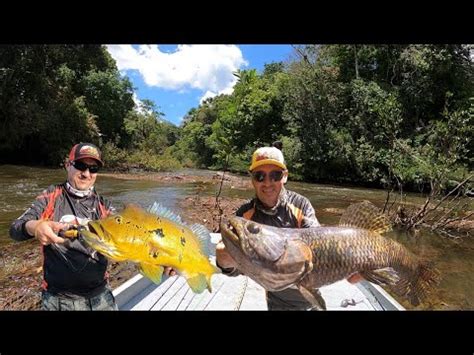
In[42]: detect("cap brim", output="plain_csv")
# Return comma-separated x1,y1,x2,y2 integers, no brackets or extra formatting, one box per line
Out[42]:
74,155,104,167
249,159,286,171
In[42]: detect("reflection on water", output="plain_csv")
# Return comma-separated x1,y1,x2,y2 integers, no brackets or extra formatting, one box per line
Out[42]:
1,164,473,309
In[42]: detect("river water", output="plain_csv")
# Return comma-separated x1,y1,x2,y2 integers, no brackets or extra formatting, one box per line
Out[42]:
1,164,473,309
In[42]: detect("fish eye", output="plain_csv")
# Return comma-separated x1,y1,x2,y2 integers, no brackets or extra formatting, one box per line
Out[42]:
115,216,122,224
247,223,260,234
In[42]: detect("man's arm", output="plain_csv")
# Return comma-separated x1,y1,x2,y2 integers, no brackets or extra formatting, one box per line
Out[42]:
10,191,49,241
215,201,255,276
300,198,320,228
215,242,240,276
10,187,67,244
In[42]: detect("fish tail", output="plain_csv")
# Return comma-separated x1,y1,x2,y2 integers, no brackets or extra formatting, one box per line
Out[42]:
392,261,440,306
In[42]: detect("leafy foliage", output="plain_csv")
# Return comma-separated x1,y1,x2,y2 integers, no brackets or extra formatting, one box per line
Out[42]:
1,44,472,190
174,45,473,192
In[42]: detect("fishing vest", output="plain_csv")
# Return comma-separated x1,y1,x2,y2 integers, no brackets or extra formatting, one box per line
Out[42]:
40,185,109,221
237,189,317,229
38,184,112,298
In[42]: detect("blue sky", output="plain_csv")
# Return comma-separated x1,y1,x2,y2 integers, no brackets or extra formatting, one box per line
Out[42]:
106,45,293,126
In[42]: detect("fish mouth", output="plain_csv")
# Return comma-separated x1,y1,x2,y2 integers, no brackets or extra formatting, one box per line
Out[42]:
220,218,241,246
87,222,103,239
220,217,287,262
81,221,109,244
220,217,263,268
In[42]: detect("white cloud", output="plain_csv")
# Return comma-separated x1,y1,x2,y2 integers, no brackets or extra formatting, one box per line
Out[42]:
106,45,248,100
199,86,234,105
132,92,142,108
199,90,217,104
132,92,153,115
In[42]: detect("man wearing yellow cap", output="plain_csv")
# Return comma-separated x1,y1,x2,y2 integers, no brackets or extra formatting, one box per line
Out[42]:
216,145,326,310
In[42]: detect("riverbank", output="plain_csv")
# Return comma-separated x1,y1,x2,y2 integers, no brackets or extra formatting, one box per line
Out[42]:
100,170,253,190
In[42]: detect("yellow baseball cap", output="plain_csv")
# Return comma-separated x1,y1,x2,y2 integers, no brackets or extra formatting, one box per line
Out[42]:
249,147,287,171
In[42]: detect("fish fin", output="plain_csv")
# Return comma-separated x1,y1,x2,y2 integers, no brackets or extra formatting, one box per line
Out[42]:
185,273,209,294
211,263,222,275
390,261,440,306
139,263,164,284
359,268,400,286
190,223,213,256
147,203,213,256
339,200,392,234
147,202,183,224
297,285,327,310
205,271,217,292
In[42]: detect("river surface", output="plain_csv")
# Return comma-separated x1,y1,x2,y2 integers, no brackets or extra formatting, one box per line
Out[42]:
1,164,473,309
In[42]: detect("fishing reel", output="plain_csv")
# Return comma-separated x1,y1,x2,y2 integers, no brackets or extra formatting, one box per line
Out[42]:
58,225,88,240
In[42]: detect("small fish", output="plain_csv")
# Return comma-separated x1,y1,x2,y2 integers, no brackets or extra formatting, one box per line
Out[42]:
220,201,440,308
80,202,220,293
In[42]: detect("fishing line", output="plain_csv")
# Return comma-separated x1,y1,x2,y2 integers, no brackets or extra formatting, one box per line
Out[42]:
51,185,106,273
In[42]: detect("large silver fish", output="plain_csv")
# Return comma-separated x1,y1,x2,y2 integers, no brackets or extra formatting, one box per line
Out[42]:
220,201,440,308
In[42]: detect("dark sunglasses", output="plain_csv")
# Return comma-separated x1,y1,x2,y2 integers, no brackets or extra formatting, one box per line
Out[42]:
251,170,284,183
71,161,100,173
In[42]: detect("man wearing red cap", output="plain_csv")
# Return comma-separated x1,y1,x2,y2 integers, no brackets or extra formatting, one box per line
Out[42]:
10,143,118,310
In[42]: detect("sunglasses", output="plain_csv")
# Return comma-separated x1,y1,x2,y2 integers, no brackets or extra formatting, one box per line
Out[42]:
251,170,284,183
71,161,100,173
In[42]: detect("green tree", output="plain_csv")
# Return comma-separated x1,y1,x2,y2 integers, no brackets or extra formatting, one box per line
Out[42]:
0,45,135,165
82,70,134,144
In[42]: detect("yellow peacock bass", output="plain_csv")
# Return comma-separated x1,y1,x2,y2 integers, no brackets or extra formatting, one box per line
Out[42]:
80,202,220,294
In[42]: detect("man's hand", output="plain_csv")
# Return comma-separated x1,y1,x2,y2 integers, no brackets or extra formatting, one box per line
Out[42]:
163,266,177,277
216,241,237,270
27,220,69,246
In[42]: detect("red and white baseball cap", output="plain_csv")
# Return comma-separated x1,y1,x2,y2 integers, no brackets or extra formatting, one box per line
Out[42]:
68,143,104,166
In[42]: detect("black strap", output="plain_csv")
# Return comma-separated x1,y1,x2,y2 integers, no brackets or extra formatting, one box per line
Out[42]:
53,185,105,272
